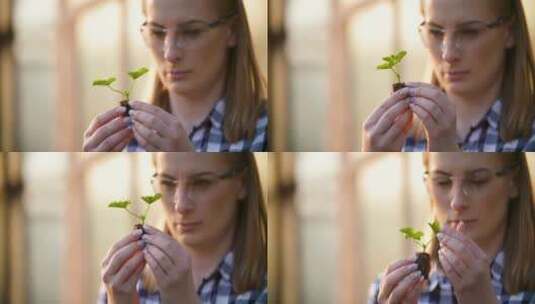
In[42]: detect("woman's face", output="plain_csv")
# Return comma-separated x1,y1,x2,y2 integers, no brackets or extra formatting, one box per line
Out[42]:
421,0,514,97
154,153,245,248
143,0,236,98
425,153,518,248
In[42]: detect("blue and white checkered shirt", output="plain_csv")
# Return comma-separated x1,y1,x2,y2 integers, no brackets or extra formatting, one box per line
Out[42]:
403,99,535,152
367,251,535,304
126,99,268,152
97,251,267,304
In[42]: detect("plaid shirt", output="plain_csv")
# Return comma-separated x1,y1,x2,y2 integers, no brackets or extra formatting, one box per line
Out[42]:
126,99,268,152
403,99,535,152
367,250,535,304
97,251,267,304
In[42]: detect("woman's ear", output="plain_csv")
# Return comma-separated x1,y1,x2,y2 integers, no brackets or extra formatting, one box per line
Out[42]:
225,21,238,48
504,20,516,49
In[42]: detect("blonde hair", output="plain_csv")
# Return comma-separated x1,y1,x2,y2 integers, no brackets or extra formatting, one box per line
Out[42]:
143,153,267,294
423,152,535,293
142,0,267,143
415,0,535,142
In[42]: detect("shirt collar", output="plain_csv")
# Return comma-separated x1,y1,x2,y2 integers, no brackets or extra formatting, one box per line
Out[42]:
191,98,225,133
426,249,505,292
471,99,502,131
199,251,234,289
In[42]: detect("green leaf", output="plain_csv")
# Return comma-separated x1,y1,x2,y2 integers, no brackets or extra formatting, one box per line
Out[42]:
377,63,392,70
93,77,116,86
108,200,131,209
128,67,149,80
396,50,407,62
400,227,424,241
141,193,162,205
428,219,441,235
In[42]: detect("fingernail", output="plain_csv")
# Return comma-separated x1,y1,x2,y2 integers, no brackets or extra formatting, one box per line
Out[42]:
133,229,143,236
129,110,135,117
437,233,444,240
123,117,132,125
409,263,418,270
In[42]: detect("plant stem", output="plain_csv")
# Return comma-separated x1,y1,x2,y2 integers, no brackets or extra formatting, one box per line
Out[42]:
124,208,143,221
107,85,128,99
142,204,152,225
392,67,401,84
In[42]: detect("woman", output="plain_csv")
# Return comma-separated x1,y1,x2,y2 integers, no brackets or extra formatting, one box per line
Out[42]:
368,153,535,303
362,0,535,152
83,0,268,152
98,153,267,303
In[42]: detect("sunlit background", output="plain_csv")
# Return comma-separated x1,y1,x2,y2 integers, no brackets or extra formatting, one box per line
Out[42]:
270,0,535,151
268,153,535,304
0,152,268,304
1,0,267,151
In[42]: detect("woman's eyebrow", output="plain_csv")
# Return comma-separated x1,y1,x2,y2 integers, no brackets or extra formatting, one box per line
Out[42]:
427,20,484,28
145,20,208,29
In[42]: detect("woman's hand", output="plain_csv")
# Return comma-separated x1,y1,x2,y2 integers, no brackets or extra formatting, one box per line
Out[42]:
101,229,146,304
83,106,133,151
362,88,413,152
129,101,194,152
405,82,459,152
437,223,498,304
141,225,199,304
376,256,426,304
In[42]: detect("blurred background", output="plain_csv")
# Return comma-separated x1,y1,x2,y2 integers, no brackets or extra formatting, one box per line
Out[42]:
0,152,268,304
0,0,267,151
269,0,535,151
267,153,535,304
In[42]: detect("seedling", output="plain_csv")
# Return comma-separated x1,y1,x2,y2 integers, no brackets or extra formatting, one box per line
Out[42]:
399,219,441,280
108,193,161,232
92,67,149,116
377,50,407,92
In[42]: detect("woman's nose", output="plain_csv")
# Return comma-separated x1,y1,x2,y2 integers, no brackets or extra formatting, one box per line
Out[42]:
441,34,461,63
163,33,183,62
449,181,469,211
172,187,194,213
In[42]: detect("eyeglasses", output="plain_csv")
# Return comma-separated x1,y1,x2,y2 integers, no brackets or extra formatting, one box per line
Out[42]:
151,165,246,203
423,162,519,198
140,12,236,50
418,16,510,53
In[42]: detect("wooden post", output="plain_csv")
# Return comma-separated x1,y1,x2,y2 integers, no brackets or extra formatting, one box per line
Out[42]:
0,0,16,150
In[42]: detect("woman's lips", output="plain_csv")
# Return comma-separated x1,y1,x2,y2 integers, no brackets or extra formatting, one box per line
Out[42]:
168,70,191,80
175,221,201,233
444,70,469,82
447,219,477,229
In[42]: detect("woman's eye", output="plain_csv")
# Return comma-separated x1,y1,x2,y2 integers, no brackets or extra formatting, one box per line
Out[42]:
192,179,212,188
183,30,202,38
160,180,175,188
150,29,166,39
434,179,451,187
429,29,444,39
458,29,480,39
468,179,489,187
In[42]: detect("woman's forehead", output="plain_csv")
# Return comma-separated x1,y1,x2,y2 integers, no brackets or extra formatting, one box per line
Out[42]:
144,0,219,25
156,153,230,175
427,153,504,172
422,0,499,25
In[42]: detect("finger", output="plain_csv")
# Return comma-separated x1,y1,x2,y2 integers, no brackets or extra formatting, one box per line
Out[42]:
381,109,412,144
410,97,443,122
102,229,143,267
404,276,427,303
95,127,133,152
144,247,168,281
387,271,423,303
384,257,417,275
111,131,134,152
113,251,145,285
85,107,126,138
378,262,418,301
439,247,462,283
142,224,162,235
124,259,146,288
437,231,476,266
410,102,439,131
133,124,160,152
130,101,175,124
405,81,438,90
130,110,174,138
84,116,130,151
407,85,448,111
133,121,163,150
366,88,411,126
441,246,468,276
105,239,145,277
374,99,411,135
142,233,177,266
146,243,175,274
441,225,481,260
